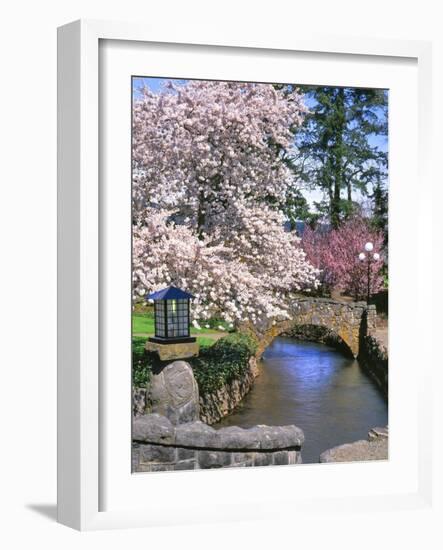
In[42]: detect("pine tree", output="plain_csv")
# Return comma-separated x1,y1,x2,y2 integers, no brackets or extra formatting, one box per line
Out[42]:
371,181,388,245
292,86,388,228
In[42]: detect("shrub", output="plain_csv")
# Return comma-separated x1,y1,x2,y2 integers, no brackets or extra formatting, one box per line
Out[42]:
132,337,154,387
190,333,258,395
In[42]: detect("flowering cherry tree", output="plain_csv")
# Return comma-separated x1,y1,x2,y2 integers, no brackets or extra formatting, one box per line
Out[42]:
302,216,385,300
132,80,319,324
133,209,318,324
132,80,307,230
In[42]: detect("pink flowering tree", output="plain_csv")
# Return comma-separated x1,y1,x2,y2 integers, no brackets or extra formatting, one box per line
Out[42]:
300,225,336,293
302,216,385,300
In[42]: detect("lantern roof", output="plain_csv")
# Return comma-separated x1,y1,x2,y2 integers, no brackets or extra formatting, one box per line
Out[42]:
147,285,194,301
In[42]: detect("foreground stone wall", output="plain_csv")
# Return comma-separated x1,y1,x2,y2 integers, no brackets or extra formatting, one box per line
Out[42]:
199,357,259,424
132,413,303,472
242,298,377,358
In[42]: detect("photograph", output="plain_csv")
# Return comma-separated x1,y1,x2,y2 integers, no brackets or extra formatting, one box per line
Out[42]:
131,76,389,472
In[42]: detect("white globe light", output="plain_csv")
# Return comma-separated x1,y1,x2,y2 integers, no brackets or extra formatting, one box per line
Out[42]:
373,252,380,261
364,242,374,252
358,252,366,261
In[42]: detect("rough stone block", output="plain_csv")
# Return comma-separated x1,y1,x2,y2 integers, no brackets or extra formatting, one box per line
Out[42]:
319,437,388,463
215,426,261,450
145,341,199,361
272,451,289,465
149,361,200,425
255,425,304,450
368,426,389,440
133,387,148,417
253,453,273,467
175,421,217,448
139,443,176,464
132,413,175,445
174,459,197,471
231,452,255,467
177,447,196,460
135,464,152,472
198,450,232,469
131,446,140,472
287,450,298,465
150,463,175,472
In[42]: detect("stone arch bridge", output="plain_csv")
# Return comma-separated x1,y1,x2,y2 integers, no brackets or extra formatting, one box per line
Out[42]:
244,297,377,359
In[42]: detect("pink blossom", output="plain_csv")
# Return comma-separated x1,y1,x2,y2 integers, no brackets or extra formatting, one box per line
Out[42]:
302,216,385,300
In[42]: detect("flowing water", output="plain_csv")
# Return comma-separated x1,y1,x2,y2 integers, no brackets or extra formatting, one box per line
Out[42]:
215,336,388,464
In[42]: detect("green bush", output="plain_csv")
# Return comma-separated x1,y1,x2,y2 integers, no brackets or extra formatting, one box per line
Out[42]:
190,333,258,395
132,336,154,387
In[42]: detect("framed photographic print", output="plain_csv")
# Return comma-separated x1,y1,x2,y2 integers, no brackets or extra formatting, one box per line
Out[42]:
57,20,433,530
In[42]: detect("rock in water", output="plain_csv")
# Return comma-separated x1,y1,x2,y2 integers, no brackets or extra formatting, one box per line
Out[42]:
149,361,200,424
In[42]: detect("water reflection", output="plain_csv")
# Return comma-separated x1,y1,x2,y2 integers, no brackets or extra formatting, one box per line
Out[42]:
215,336,388,463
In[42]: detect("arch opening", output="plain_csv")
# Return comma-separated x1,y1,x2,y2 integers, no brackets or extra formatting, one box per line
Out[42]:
281,324,355,358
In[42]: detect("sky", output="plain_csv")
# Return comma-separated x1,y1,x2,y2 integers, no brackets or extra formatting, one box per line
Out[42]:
132,77,388,209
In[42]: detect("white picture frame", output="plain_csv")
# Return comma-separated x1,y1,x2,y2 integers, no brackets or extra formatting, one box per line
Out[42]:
57,19,434,531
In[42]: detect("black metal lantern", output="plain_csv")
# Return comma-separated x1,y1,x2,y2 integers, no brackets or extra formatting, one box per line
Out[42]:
147,286,196,345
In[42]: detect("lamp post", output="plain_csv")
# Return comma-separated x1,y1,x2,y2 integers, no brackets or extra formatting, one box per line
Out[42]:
358,242,380,303
144,285,199,361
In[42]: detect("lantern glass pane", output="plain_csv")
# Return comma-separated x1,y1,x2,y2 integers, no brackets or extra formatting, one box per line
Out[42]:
166,298,189,337
154,300,165,337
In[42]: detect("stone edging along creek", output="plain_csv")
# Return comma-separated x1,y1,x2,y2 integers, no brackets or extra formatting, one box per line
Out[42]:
133,355,260,425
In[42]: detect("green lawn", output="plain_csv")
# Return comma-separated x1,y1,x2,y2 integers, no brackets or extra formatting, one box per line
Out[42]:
132,312,226,336
132,312,228,348
133,333,214,351
132,312,155,334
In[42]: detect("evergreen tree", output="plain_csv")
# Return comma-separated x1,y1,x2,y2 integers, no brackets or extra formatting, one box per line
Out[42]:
291,86,388,228
371,181,388,245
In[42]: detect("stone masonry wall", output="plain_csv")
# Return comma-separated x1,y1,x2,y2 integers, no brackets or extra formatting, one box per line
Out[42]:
359,334,388,395
199,357,259,425
132,413,304,472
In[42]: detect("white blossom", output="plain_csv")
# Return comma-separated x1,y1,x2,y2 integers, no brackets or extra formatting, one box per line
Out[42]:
132,80,319,324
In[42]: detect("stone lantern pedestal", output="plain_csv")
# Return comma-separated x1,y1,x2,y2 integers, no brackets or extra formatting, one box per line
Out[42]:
145,339,199,361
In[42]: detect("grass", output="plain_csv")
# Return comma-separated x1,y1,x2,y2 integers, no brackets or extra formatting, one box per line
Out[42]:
132,312,155,334
132,311,229,340
132,312,227,355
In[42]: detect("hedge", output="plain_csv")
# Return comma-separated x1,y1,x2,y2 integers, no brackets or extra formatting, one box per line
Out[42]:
132,336,154,387
190,333,258,395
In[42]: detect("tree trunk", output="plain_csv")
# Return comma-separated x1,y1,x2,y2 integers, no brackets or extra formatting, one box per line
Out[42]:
330,88,345,229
